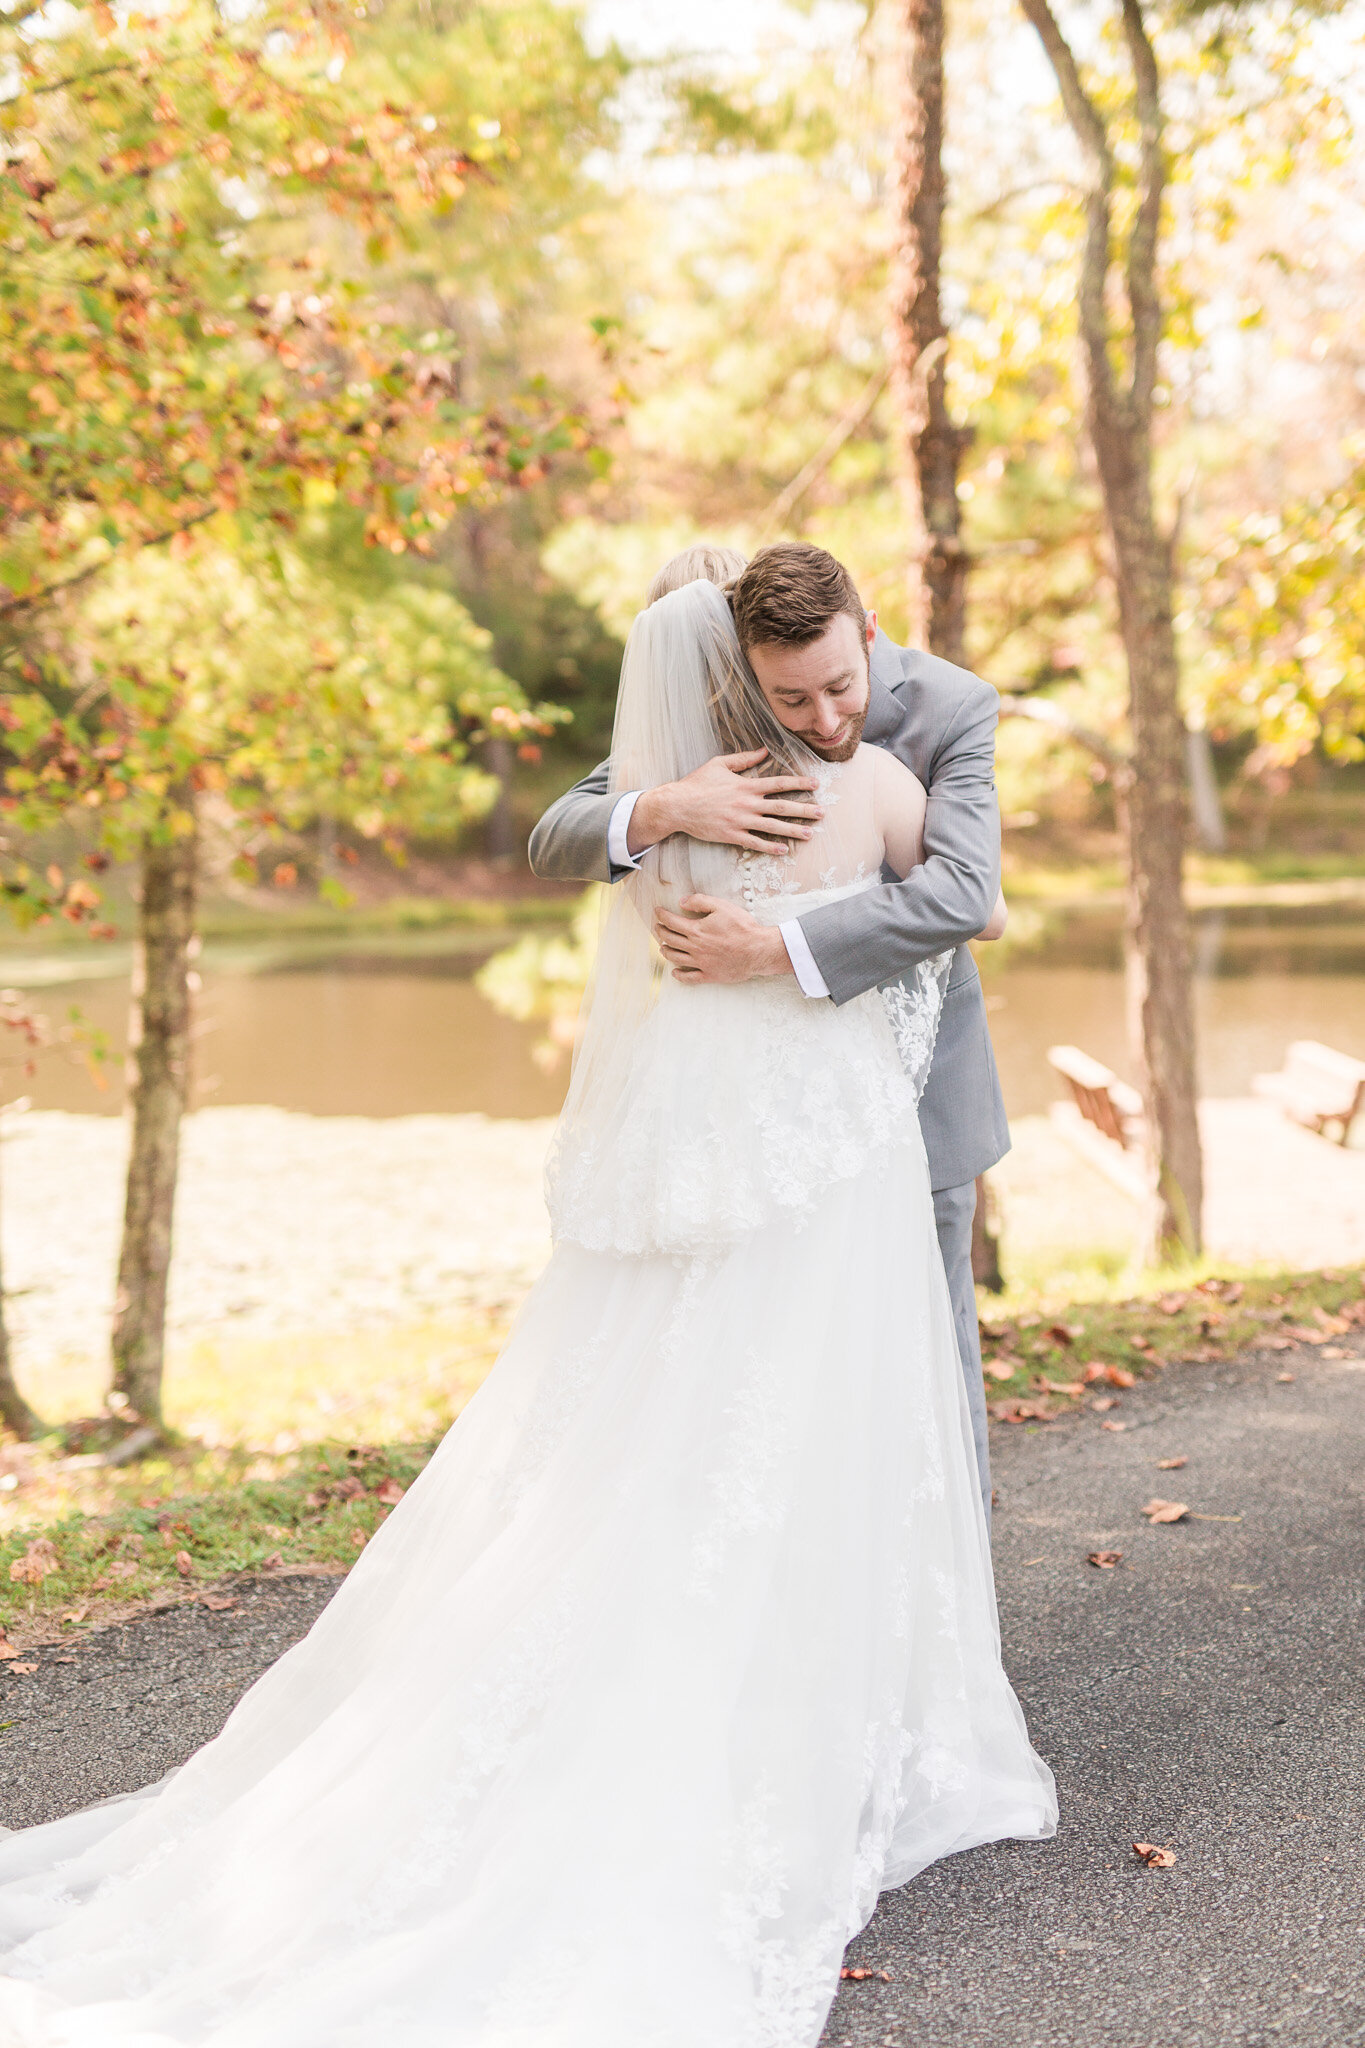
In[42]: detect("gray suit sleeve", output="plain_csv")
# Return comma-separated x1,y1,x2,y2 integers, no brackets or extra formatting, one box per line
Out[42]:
795,680,1002,1005
527,762,627,884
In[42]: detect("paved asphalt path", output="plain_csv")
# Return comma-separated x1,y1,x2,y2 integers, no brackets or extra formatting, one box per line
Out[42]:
2,1338,1362,2046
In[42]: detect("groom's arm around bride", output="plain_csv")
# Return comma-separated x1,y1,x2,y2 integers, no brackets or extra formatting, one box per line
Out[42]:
529,541,1009,1521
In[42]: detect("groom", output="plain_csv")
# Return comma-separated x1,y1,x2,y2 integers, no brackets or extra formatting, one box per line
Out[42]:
530,541,1009,1521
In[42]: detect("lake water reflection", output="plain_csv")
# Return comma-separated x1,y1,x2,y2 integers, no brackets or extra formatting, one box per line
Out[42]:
13,904,1365,1122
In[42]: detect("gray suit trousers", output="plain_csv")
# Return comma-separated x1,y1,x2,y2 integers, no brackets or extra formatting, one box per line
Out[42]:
933,1179,992,1527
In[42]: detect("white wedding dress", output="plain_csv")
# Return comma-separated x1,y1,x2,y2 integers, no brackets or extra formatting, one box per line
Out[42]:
0,594,1055,2048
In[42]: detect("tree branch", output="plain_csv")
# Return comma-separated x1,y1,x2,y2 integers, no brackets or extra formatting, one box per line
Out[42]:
1121,0,1164,422
1018,0,1122,430
0,509,215,623
756,363,891,541
997,690,1128,777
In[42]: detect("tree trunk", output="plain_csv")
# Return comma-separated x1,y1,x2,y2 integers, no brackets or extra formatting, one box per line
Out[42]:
0,1130,44,1439
888,0,970,660
971,1174,1004,1292
1185,725,1226,853
1020,0,1202,1260
1105,481,1204,1259
110,793,198,1429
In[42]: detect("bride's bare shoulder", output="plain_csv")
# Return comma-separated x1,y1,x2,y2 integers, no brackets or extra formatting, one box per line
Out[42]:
861,744,927,805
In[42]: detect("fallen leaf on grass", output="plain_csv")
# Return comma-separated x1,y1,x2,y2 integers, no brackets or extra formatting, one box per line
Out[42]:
1142,1499,1189,1523
1265,1337,1295,1352
1133,1842,1176,1869
261,1553,284,1570
1081,1362,1110,1384
984,1363,1018,1383
173,1551,193,1579
1088,1551,1123,1569
8,1662,36,1677
1157,1292,1188,1314
1313,1307,1350,1337
373,1478,406,1507
8,1538,58,1586
1157,1457,1188,1470
1045,1323,1079,1346
1131,1334,1155,1352
1040,1377,1084,1396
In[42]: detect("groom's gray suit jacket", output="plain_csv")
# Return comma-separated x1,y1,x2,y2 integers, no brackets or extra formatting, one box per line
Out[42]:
528,628,1011,1193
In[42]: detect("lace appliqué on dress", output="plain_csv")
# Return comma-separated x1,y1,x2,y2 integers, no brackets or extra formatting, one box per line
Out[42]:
879,949,953,1101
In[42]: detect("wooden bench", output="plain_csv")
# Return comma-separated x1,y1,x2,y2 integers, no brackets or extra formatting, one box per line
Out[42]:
1047,1044,1145,1150
1252,1040,1365,1147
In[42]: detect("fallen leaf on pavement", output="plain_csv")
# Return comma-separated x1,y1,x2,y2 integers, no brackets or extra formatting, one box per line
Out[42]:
1322,1346,1349,1360
1276,1372,1295,1383
1088,1551,1123,1568
839,1968,893,1982
1133,1842,1176,1869
1265,1337,1295,1352
1157,1456,1188,1470
0,1642,19,1660
1105,1366,1137,1388
1142,1499,1189,1523
1101,1420,1127,1432
1091,1396,1118,1412
9,1662,36,1676
199,1594,236,1612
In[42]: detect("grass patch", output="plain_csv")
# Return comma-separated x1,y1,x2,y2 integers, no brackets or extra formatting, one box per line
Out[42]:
0,1440,436,1648
976,1263,1365,1419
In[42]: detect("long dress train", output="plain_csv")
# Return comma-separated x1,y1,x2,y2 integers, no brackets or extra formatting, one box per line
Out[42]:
0,849,1056,2046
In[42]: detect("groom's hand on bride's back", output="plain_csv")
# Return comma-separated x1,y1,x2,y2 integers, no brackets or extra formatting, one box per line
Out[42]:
653,895,791,984
628,750,822,859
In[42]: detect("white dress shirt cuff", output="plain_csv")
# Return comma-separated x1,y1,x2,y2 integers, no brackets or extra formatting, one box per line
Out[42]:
607,790,646,871
779,918,830,999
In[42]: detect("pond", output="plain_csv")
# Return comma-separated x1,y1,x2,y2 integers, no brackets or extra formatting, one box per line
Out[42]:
7,902,1364,1123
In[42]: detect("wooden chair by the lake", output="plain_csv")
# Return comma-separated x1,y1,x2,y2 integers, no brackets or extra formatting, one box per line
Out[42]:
1252,1040,1365,1147
1047,1044,1145,1150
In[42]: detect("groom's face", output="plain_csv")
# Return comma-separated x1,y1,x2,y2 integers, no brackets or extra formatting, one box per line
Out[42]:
746,612,877,763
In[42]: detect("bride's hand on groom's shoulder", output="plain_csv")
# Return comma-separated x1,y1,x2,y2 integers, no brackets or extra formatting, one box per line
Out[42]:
653,896,792,984
629,752,822,859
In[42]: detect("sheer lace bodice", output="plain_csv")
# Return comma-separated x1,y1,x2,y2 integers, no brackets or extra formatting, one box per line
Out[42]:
545,752,951,1259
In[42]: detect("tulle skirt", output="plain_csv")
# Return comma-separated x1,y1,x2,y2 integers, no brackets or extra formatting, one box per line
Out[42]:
0,1139,1055,2047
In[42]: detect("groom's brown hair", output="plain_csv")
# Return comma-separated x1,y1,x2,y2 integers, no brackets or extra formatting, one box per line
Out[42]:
729,543,867,657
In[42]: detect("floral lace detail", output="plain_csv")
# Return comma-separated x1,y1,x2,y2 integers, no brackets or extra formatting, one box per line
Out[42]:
548,882,924,1259
879,949,954,1102
687,1344,794,1600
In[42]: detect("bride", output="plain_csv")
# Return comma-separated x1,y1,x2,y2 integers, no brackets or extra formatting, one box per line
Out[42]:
0,577,1055,2048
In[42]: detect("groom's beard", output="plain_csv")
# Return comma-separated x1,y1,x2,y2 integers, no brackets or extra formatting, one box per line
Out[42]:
796,702,868,764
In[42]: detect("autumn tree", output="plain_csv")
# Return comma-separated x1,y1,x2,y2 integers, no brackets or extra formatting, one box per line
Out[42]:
1015,0,1203,1259
0,0,576,1433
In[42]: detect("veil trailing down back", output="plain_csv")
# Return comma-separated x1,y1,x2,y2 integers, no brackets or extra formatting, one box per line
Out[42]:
0,582,1055,2048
